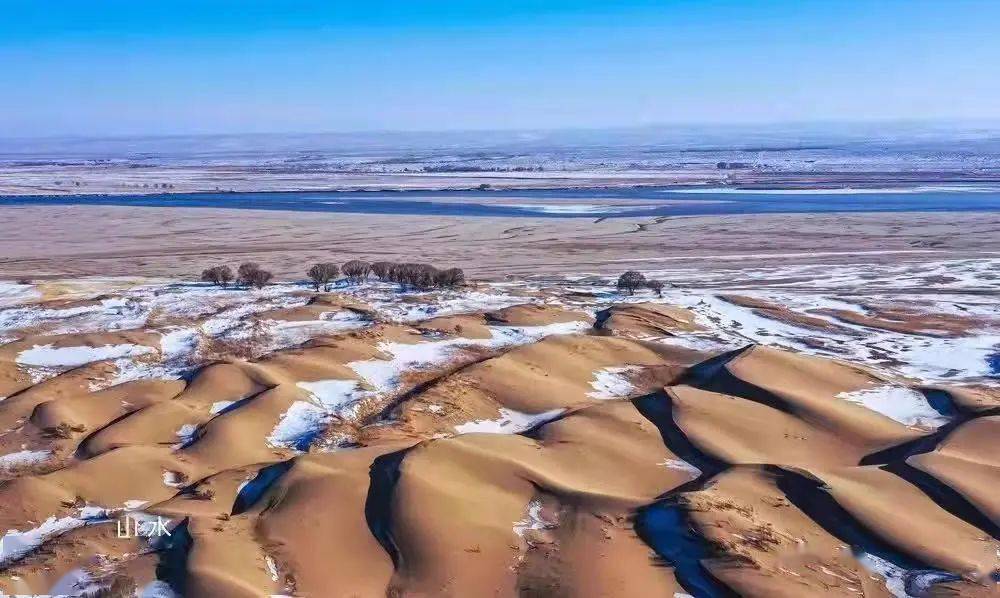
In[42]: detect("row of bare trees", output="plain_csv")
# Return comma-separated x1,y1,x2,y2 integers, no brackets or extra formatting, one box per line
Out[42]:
202,260,466,291
201,263,273,289
308,260,466,290
617,270,665,296
343,260,465,289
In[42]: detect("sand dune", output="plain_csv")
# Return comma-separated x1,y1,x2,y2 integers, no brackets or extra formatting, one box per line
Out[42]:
0,271,996,597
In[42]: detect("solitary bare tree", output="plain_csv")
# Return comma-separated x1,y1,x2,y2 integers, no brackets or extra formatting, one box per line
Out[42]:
237,262,262,288
617,270,647,295
200,266,216,286
647,279,665,297
307,262,339,291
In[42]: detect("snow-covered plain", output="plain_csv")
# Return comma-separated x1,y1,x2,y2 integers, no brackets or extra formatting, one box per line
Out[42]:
549,258,1000,383
0,256,995,462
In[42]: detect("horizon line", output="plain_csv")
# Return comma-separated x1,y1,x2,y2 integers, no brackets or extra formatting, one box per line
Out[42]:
5,116,1000,144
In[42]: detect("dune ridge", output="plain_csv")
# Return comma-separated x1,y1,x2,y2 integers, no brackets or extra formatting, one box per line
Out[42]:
0,271,996,597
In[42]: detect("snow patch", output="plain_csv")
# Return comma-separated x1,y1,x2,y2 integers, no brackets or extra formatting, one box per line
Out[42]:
0,449,52,471
174,423,198,448
16,342,155,368
159,327,200,358
0,281,40,307
0,508,108,566
836,386,949,428
163,471,185,488
266,401,329,450
659,459,702,477
265,555,280,582
513,499,556,538
49,567,101,596
141,580,182,598
349,321,588,395
455,407,565,434
587,366,641,400
296,379,371,414
210,401,235,414
855,551,958,597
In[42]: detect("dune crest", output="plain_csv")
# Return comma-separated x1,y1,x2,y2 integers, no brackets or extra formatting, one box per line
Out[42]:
0,274,996,597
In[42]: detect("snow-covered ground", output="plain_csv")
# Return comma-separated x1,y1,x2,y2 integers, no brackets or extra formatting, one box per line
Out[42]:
587,366,641,400
0,449,52,472
0,257,995,419
0,258,994,594
836,386,950,429
348,321,589,395
454,407,565,435
16,343,155,368
545,258,999,383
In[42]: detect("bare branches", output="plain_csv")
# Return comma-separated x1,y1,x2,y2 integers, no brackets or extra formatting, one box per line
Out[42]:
617,271,667,296
307,262,340,291
200,258,466,292
342,260,372,283
237,262,273,289
200,265,234,288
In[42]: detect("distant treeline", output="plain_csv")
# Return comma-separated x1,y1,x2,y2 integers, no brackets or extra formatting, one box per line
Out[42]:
420,165,544,173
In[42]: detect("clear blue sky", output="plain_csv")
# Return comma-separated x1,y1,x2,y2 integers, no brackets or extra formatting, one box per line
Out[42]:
1,0,998,137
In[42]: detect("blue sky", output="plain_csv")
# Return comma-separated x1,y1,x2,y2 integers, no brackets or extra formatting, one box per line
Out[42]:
1,0,998,136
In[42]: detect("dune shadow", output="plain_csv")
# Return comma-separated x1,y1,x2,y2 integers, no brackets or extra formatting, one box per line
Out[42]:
153,517,193,597
364,447,412,569
231,459,295,515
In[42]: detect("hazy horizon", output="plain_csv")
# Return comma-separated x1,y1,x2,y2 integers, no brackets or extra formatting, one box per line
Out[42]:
4,116,1000,142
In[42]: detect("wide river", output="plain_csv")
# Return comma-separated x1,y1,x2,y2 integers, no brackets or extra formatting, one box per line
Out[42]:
3,187,1000,218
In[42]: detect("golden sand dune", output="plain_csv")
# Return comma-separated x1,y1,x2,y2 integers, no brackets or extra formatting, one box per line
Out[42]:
0,275,996,597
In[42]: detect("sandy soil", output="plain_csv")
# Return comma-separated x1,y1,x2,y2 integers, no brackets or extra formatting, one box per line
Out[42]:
0,270,997,596
1,205,997,280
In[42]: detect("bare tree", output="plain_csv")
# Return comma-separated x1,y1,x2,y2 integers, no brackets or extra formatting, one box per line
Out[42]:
342,260,372,283
414,264,438,289
237,262,262,288
307,262,339,291
392,263,436,289
393,263,421,285
247,268,273,289
201,265,234,288
217,265,234,288
237,262,273,289
617,271,647,295
434,267,466,288
200,268,215,286
646,280,664,297
371,261,395,281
